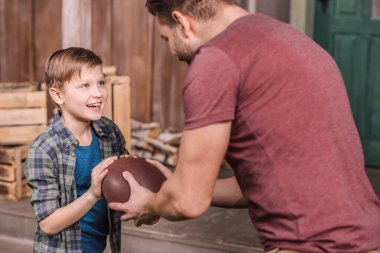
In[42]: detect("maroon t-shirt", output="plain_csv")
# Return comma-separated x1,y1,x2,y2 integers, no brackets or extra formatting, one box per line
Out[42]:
183,14,380,252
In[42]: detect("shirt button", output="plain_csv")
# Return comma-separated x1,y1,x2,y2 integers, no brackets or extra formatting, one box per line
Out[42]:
65,179,70,184
70,152,75,157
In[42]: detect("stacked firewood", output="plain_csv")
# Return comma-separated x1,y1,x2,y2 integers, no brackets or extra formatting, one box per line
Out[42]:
130,119,182,168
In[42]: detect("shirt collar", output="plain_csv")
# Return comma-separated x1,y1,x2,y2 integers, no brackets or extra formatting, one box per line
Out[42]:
52,113,109,147
91,120,108,137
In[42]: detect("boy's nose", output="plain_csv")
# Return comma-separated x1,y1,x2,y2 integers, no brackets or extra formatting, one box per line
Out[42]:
92,85,102,97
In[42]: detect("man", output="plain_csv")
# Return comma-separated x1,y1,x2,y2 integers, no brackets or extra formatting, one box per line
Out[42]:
109,0,380,252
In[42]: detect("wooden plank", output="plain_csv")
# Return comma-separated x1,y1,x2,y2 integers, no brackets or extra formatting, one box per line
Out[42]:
0,0,5,80
0,181,18,200
102,65,117,76
256,0,290,23
0,145,29,165
0,164,16,182
12,147,22,199
112,0,154,122
102,77,113,120
33,0,62,121
152,25,187,131
0,125,45,145
33,0,62,82
0,108,47,126
0,179,31,201
0,145,29,200
19,144,29,160
290,0,315,37
22,179,32,199
0,147,18,165
92,0,113,64
0,0,33,81
0,82,40,92
113,77,131,151
62,0,92,49
0,91,46,109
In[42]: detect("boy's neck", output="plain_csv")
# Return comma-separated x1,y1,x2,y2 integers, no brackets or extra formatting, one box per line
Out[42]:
60,113,93,146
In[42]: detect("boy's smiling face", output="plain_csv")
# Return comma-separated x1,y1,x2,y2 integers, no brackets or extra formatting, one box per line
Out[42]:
52,65,107,124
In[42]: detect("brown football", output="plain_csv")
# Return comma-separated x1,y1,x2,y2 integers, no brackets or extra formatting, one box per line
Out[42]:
101,157,166,203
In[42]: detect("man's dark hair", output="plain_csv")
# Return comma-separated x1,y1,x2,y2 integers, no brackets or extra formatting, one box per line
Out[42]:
146,0,237,26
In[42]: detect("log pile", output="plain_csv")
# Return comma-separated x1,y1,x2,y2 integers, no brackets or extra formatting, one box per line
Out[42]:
130,119,182,168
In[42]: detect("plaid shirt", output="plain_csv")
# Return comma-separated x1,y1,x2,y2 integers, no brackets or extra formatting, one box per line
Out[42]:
25,113,128,253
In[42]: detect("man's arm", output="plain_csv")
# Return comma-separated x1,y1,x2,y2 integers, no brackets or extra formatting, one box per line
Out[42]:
110,121,232,223
212,176,248,208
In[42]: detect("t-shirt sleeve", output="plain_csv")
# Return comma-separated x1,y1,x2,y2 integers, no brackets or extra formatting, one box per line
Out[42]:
183,46,240,130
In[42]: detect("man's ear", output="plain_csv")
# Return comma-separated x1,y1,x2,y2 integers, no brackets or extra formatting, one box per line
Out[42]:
49,87,64,105
172,11,193,37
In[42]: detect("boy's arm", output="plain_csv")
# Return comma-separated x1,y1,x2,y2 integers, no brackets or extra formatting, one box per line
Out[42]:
26,147,116,236
25,147,61,225
39,156,116,235
39,189,99,235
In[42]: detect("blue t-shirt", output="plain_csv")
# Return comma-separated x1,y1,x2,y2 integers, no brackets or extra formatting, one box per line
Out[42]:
74,128,109,253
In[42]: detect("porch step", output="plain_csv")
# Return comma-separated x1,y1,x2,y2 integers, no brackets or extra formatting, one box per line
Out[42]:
0,199,262,253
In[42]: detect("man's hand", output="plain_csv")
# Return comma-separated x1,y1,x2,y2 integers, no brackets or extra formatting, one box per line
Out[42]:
109,171,160,226
145,159,173,179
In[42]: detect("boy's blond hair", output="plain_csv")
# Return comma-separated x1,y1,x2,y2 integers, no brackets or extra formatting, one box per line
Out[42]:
45,47,103,89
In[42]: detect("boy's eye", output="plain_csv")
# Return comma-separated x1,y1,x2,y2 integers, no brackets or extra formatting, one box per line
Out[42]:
99,80,105,86
81,83,89,88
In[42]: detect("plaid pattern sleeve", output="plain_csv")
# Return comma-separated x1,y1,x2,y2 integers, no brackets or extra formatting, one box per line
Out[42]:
24,115,83,252
25,146,60,222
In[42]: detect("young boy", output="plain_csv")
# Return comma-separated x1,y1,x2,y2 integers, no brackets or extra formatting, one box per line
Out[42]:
25,47,128,253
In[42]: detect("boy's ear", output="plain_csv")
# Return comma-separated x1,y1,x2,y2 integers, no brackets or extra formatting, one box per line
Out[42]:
49,87,64,105
172,11,193,37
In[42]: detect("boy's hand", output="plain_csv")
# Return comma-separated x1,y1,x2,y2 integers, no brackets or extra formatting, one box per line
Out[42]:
89,156,118,200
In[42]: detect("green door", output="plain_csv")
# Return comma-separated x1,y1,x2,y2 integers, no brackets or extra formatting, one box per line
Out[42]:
314,0,380,166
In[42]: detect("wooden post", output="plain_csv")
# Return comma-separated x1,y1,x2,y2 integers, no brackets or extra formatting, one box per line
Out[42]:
113,77,131,151
290,0,316,37
248,0,257,13
62,0,92,49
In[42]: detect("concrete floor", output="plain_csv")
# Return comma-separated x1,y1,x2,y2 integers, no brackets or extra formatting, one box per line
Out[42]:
0,167,379,253
0,235,32,253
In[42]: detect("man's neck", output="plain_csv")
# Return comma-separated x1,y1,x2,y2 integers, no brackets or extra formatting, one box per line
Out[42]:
198,5,249,44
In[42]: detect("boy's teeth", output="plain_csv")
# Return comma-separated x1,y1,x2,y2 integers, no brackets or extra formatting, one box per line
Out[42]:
88,102,101,107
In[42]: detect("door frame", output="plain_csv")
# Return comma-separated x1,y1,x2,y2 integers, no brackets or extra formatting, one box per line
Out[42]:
290,0,316,37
